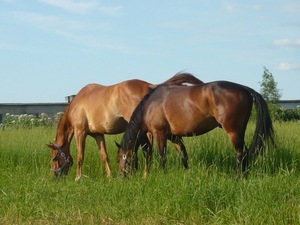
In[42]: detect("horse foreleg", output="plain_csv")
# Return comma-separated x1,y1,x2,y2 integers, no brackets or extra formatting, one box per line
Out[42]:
154,131,167,169
142,132,153,178
133,142,139,171
94,134,111,178
142,143,153,178
74,130,86,181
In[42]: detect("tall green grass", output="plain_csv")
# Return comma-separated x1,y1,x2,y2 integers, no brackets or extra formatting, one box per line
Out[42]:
0,122,299,224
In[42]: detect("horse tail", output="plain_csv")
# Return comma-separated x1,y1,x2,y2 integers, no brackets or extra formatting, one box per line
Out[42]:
243,86,274,157
161,72,204,86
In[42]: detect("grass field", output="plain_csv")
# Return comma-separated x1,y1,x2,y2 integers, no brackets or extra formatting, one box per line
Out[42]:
0,122,300,224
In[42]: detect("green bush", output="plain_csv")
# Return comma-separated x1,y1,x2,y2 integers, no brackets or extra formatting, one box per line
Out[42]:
273,107,300,121
1,112,63,129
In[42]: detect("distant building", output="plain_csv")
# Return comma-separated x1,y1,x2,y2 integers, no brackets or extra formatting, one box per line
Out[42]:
0,96,299,123
0,95,76,123
65,95,76,103
0,102,68,123
277,100,300,110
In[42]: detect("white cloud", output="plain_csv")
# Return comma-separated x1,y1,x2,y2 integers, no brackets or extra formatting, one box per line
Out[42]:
278,63,300,71
12,11,60,27
40,0,123,16
284,1,300,13
273,39,300,47
7,11,129,52
1,0,16,3
225,3,236,12
253,4,262,11
0,43,17,50
41,0,98,13
10,11,89,32
158,21,195,31
99,6,123,16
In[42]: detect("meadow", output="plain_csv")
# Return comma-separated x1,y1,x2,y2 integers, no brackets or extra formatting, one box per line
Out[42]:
0,122,299,224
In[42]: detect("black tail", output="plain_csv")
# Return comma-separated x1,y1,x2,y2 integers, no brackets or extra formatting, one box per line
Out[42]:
243,86,274,156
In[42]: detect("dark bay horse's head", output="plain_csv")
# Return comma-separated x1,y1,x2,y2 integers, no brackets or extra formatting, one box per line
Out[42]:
115,141,133,176
47,143,73,177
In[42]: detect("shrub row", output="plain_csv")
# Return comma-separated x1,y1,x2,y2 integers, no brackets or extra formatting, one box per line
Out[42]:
273,107,300,121
1,112,63,129
1,105,299,129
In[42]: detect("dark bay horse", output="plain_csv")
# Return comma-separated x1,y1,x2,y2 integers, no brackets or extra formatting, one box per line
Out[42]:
47,73,203,180
117,81,274,176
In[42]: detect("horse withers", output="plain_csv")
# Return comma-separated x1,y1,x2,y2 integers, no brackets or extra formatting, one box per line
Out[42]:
47,73,203,180
117,81,274,177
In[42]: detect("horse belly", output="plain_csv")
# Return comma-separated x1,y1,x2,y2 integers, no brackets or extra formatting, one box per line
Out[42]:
193,117,220,135
171,117,219,136
89,117,128,134
104,118,128,134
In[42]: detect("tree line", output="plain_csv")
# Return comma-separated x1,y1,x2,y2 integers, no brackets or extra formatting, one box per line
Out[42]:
260,67,300,121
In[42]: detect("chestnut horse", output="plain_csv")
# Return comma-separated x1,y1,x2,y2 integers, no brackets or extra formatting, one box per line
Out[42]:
47,73,203,180
117,81,274,176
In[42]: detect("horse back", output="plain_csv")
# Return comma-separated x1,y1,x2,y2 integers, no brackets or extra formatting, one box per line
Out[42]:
142,85,215,136
142,82,253,136
66,80,151,134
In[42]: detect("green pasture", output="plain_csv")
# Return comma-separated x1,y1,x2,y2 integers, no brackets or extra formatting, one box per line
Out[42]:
0,122,300,224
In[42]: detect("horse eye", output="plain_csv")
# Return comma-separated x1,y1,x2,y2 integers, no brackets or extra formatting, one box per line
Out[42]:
52,155,59,161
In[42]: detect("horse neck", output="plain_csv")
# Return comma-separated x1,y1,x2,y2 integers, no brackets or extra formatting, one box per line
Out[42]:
120,85,154,151
55,110,73,152
121,111,145,151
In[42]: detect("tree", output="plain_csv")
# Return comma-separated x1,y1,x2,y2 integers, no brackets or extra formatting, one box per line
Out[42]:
259,67,281,103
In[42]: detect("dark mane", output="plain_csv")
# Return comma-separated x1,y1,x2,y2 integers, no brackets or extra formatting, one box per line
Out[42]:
162,72,204,86
120,87,157,151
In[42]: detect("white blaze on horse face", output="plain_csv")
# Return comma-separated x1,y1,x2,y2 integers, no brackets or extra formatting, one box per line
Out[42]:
123,154,127,161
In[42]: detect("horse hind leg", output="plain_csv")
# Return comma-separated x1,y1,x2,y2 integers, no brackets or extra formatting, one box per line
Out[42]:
236,145,249,176
170,136,188,169
153,131,168,169
227,131,248,176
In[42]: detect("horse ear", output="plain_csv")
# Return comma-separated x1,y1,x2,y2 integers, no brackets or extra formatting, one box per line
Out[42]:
114,141,121,149
46,143,54,149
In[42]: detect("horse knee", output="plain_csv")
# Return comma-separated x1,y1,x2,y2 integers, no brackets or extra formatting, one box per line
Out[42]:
77,158,84,166
100,151,109,162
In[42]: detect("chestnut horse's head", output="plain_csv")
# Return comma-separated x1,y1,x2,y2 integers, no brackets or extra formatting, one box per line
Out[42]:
116,141,133,176
47,143,73,177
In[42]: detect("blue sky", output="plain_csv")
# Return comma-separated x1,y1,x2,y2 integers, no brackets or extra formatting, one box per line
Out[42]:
1,0,299,103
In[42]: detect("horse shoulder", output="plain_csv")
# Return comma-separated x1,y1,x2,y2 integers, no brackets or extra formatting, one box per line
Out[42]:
116,80,152,121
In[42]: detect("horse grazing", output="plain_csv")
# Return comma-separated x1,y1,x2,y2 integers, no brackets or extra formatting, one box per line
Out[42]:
117,81,274,176
47,73,203,180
